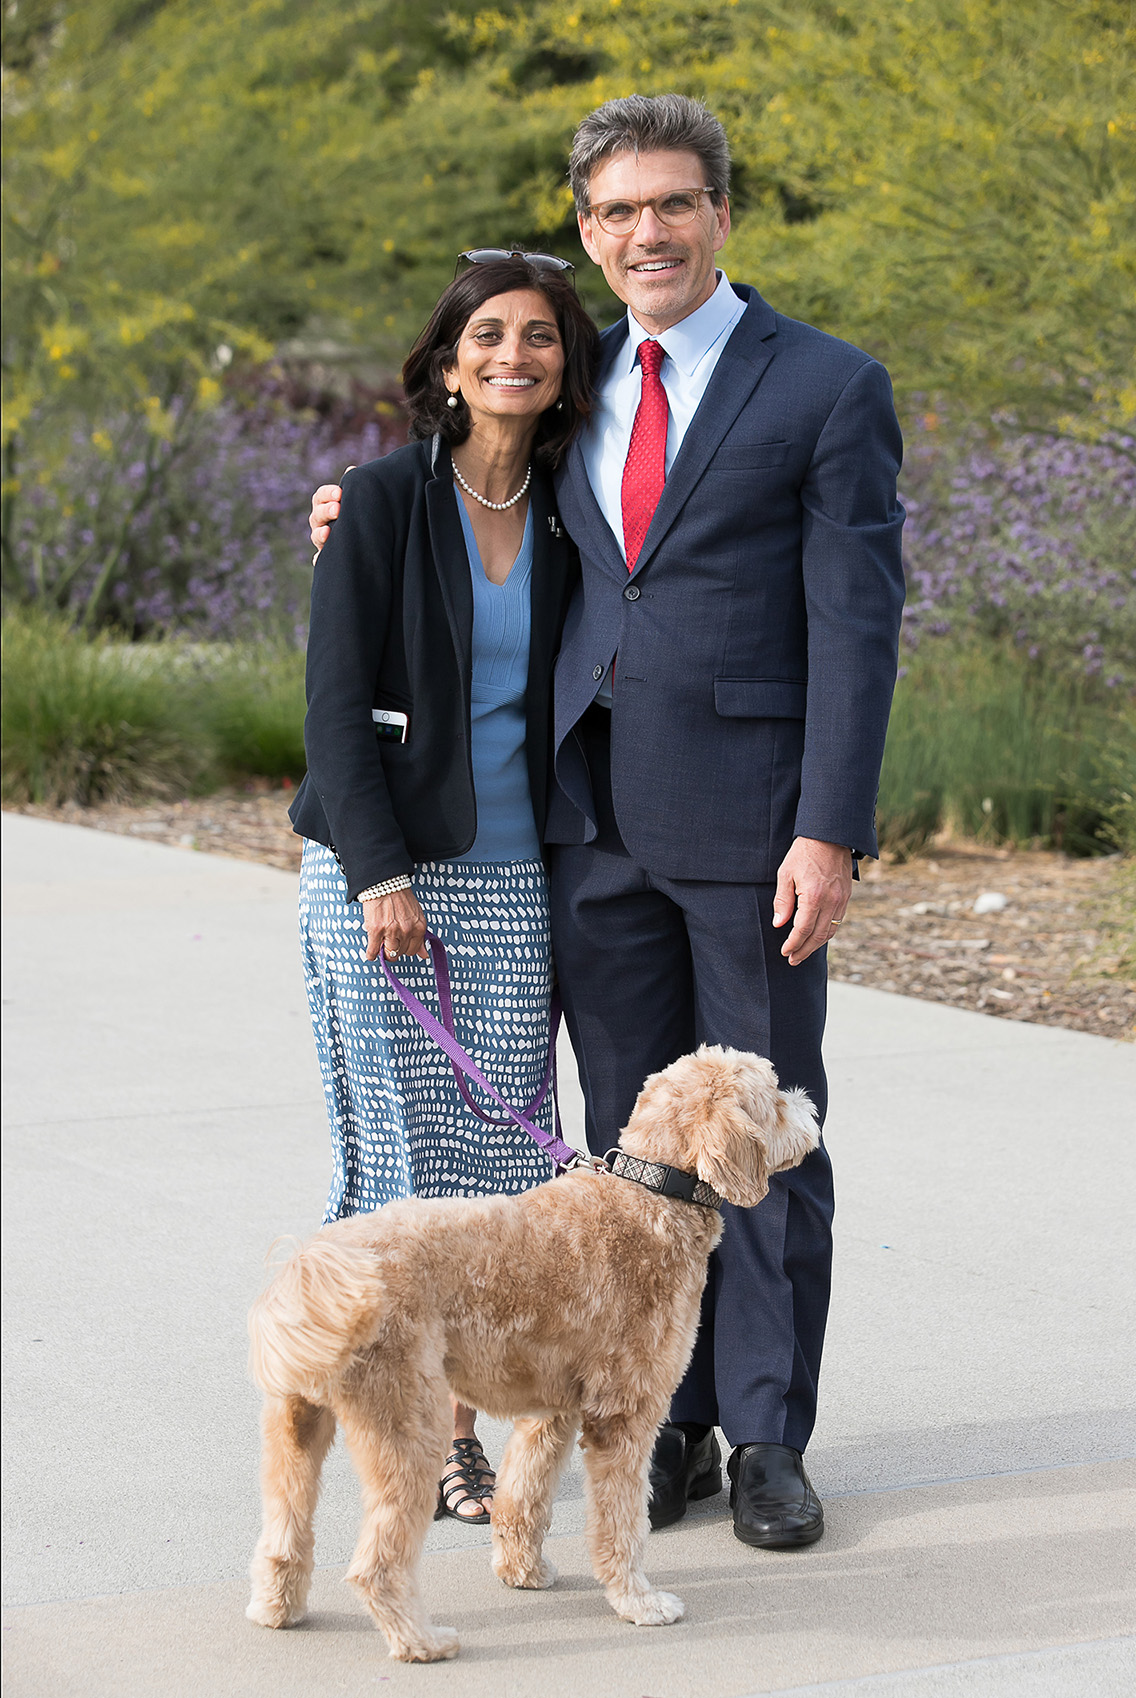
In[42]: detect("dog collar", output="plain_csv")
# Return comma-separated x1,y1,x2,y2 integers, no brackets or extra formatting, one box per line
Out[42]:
603,1150,722,1210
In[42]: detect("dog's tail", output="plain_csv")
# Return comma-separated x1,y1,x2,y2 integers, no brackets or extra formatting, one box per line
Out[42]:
248,1235,386,1400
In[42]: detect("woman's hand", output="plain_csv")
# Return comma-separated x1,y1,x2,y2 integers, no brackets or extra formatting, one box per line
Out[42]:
362,889,428,962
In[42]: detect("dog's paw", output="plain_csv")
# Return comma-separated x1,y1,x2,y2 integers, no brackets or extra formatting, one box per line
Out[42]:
493,1552,558,1591
247,1552,311,1628
388,1625,460,1663
246,1594,305,1630
614,1588,684,1627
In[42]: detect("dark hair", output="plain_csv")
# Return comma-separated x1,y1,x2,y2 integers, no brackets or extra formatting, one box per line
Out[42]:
569,93,731,214
402,259,599,469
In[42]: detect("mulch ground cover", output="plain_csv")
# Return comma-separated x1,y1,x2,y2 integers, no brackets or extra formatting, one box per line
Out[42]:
835,842,1134,1042
11,785,1134,1043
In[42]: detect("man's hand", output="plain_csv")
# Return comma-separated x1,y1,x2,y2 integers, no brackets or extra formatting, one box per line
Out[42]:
362,889,428,963
309,483,344,552
772,838,852,966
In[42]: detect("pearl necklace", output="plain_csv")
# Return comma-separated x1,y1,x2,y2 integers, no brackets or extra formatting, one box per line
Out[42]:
453,461,532,511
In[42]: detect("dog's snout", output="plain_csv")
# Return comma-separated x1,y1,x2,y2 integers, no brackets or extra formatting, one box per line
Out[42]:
767,1087,820,1171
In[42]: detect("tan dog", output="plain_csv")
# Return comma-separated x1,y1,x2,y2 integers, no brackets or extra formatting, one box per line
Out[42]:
246,1045,818,1662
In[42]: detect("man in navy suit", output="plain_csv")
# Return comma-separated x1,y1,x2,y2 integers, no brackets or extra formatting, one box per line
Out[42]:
310,93,904,1551
544,94,904,1551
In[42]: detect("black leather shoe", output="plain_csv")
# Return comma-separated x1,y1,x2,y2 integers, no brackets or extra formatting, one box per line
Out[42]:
727,1443,824,1549
648,1424,723,1530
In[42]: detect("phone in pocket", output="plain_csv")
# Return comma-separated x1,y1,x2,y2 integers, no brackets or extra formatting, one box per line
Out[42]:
372,709,409,745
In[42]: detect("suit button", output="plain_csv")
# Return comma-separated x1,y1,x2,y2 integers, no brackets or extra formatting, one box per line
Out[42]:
593,665,605,681
624,585,640,600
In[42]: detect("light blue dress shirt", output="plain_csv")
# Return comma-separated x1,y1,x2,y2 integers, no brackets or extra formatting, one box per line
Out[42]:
579,269,747,704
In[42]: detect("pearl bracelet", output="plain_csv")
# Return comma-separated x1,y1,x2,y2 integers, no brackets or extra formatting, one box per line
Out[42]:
356,875,413,902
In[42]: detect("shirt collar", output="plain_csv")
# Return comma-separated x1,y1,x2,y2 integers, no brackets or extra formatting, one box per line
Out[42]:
619,270,743,378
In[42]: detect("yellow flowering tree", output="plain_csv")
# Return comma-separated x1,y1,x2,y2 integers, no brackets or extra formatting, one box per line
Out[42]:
0,0,498,610
379,0,1134,438
3,0,1133,618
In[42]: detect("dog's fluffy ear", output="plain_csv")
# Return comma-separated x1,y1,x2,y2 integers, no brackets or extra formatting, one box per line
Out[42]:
621,1048,767,1207
691,1092,771,1209
687,1049,793,1207
732,1052,819,1173
681,1049,820,1207
621,1046,820,1210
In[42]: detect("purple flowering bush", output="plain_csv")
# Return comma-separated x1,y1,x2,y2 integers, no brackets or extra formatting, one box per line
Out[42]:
900,424,1136,688
7,386,405,640
881,425,1136,855
6,396,1133,848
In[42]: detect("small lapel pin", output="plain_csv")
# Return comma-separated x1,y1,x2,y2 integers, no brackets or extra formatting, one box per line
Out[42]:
548,515,564,538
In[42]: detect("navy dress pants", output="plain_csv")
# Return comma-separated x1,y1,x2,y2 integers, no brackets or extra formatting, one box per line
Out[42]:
548,707,834,1453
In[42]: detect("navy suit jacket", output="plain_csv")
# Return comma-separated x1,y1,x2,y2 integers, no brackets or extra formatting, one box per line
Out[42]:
546,284,906,881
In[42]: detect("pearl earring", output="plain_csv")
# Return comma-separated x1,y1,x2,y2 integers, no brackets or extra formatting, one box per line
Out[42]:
447,393,460,410
555,399,564,412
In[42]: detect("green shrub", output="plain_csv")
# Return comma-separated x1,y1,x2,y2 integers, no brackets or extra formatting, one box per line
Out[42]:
5,613,1132,860
1,610,309,803
191,644,307,781
1,609,206,805
878,643,1136,857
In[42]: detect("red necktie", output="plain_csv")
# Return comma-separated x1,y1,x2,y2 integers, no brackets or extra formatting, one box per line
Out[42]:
621,339,668,572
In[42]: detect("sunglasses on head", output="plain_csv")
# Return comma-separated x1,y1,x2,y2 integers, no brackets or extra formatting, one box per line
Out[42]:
454,248,576,281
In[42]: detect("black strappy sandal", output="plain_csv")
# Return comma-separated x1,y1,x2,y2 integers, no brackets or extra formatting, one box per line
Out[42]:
434,1438,496,1524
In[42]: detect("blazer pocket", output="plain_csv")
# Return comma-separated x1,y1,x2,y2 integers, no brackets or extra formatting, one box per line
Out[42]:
372,693,412,748
715,678,807,719
711,441,791,471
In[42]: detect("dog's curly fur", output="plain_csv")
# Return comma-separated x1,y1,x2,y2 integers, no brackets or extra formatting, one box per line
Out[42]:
246,1045,818,1662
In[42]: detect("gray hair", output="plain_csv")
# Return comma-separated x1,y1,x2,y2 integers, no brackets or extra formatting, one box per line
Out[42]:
569,94,731,214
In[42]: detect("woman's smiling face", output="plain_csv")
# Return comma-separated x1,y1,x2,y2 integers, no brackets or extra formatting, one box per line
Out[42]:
444,289,566,431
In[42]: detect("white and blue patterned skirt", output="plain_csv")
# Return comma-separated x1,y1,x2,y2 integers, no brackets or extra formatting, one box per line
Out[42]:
299,841,555,1221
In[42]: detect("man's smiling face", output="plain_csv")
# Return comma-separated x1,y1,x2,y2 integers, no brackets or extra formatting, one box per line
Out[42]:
578,147,730,335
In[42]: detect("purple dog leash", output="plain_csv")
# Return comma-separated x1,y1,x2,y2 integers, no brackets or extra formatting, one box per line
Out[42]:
378,931,579,1173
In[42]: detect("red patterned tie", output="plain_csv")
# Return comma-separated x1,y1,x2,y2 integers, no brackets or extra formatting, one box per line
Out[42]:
621,339,668,572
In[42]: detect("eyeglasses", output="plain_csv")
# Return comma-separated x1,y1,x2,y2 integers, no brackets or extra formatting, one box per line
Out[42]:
454,248,576,280
584,188,717,236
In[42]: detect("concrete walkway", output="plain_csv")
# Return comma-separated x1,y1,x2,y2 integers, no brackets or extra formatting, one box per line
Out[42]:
2,812,1134,1696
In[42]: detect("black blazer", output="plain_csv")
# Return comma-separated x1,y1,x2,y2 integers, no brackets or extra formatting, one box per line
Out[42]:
288,436,576,899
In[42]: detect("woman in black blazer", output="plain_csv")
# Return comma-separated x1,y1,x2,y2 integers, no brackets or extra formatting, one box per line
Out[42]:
289,256,598,1520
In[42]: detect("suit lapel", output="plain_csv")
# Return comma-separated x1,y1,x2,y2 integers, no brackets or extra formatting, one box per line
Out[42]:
556,320,631,581
526,473,570,686
424,440,473,693
631,293,777,576
557,438,626,580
